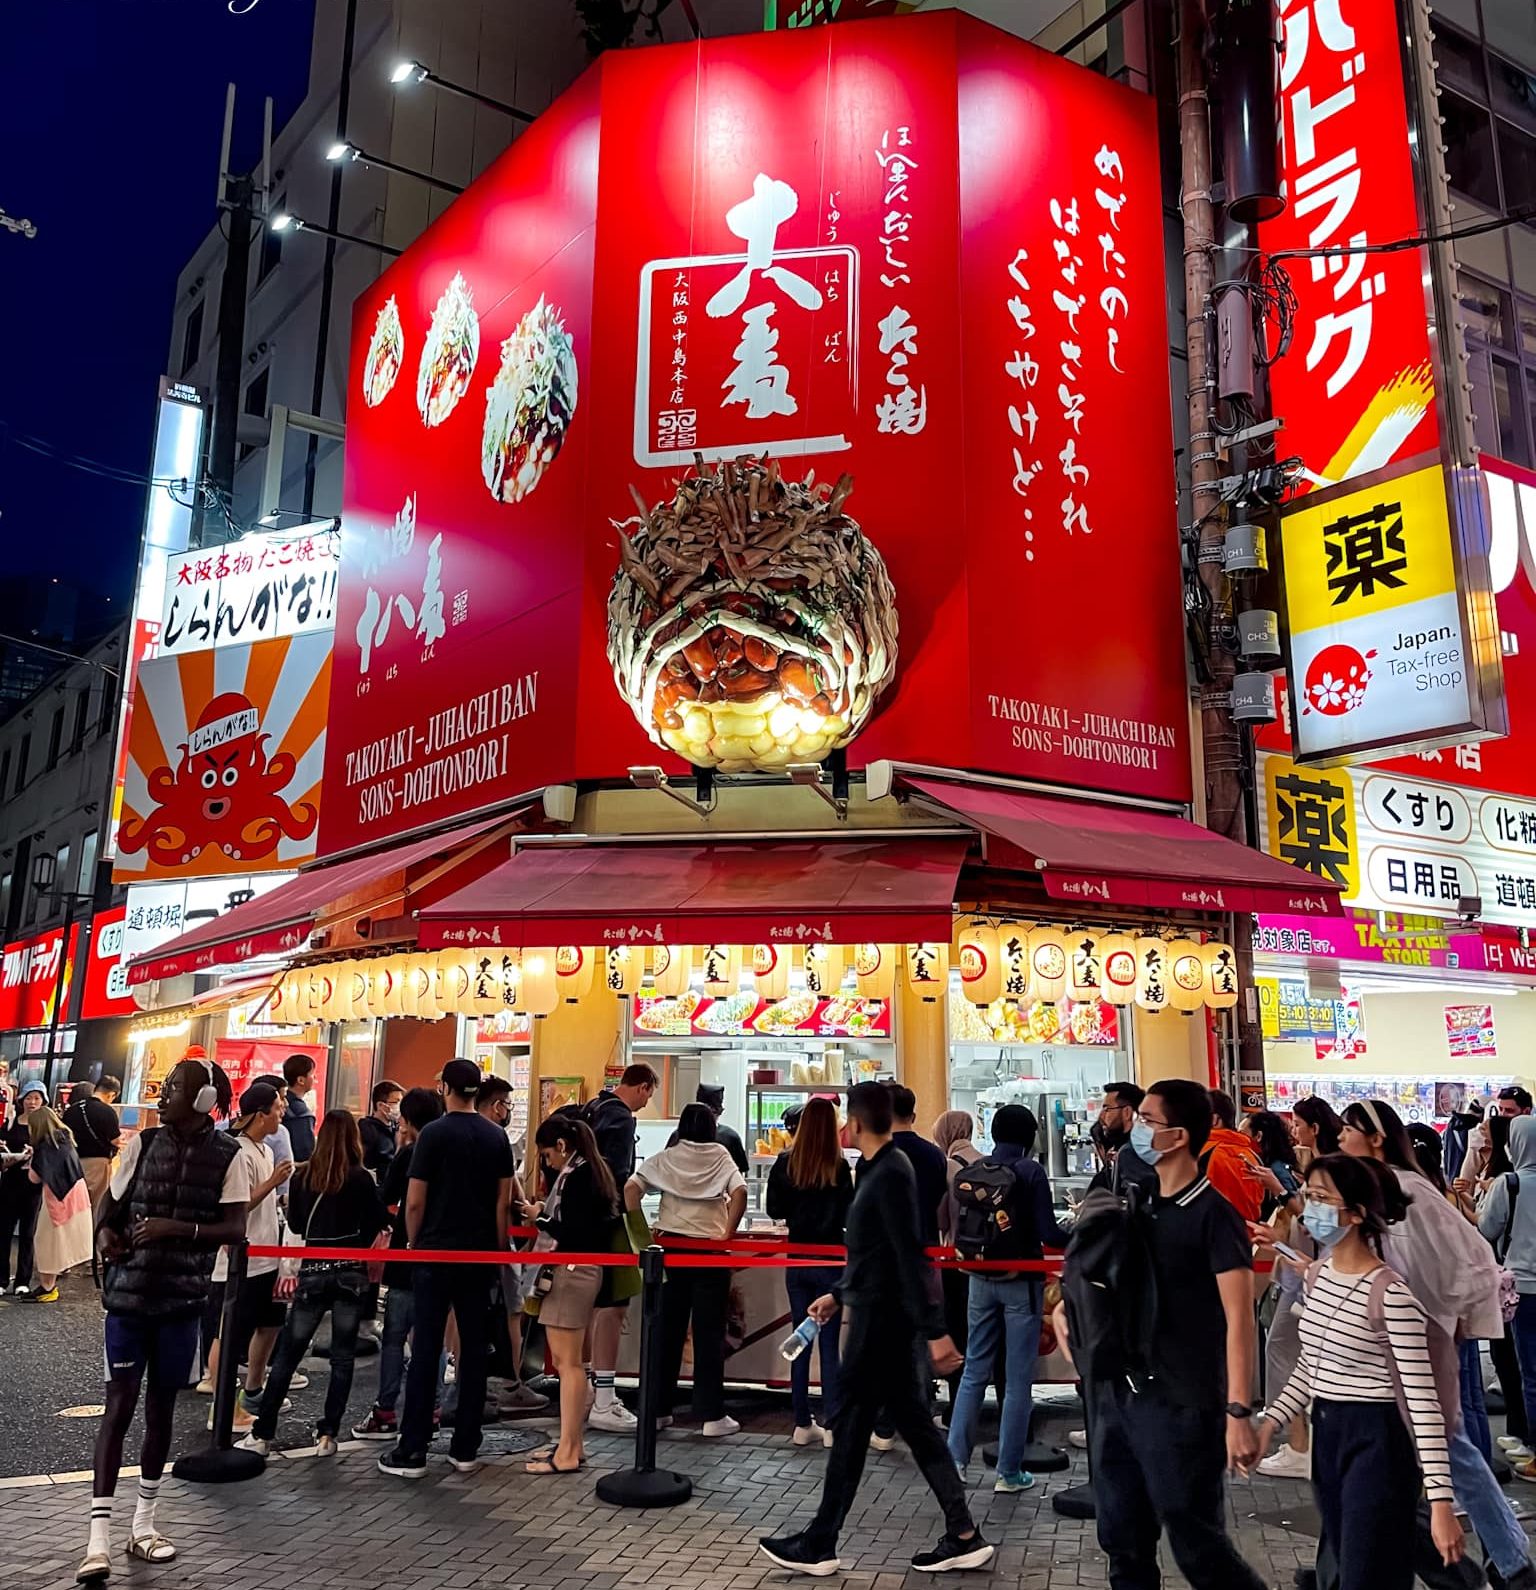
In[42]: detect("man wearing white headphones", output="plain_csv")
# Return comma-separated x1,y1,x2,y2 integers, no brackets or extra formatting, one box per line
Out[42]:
78,1051,253,1583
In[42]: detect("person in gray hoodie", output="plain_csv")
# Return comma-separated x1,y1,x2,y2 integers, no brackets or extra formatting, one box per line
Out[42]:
1480,1113,1536,1482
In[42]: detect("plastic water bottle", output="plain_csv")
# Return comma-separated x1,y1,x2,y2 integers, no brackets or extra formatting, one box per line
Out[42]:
779,1316,820,1361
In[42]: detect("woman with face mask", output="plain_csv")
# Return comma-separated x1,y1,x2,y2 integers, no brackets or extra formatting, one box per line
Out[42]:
1254,1154,1460,1588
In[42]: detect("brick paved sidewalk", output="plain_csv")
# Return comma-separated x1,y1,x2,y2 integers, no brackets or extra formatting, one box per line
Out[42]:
2,1399,1352,1590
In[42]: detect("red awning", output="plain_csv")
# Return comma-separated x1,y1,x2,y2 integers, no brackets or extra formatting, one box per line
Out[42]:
903,776,1342,915
418,837,970,949
124,815,512,985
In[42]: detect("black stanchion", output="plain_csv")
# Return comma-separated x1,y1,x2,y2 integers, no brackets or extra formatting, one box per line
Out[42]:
595,1246,692,1508
173,1242,266,1484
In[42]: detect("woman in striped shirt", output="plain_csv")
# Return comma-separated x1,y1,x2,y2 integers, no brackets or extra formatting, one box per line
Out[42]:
1253,1154,1462,1590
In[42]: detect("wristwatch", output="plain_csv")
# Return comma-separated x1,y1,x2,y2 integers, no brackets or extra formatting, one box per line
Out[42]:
1224,1401,1253,1419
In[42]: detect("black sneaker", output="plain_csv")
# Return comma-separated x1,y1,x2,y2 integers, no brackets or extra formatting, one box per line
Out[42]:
758,1533,841,1577
911,1533,994,1572
376,1447,428,1479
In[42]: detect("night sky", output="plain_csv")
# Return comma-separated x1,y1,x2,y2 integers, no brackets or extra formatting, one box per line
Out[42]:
0,0,316,609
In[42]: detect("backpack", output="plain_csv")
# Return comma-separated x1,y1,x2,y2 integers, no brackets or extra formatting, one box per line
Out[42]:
1302,1261,1462,1446
951,1158,1020,1262
1059,1182,1156,1387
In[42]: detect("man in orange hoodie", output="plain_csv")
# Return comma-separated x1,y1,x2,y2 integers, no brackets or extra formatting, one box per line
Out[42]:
1201,1090,1264,1223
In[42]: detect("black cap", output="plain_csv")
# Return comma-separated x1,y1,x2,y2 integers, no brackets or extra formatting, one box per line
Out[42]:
696,1083,726,1114
442,1058,483,1098
233,1081,280,1127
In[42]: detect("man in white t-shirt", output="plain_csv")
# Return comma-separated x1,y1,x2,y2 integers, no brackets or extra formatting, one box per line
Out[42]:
198,1082,294,1428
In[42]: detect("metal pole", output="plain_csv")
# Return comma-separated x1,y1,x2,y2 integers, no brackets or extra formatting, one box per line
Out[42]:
594,1246,692,1507
206,175,255,540
43,892,75,1100
173,1240,265,1482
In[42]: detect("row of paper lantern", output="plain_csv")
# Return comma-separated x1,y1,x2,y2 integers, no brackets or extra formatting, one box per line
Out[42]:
262,929,1238,1025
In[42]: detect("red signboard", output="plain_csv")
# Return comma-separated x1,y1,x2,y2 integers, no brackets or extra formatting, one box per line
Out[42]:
1261,0,1438,489
324,14,1187,858
78,906,139,1022
633,991,891,1039
0,924,82,1033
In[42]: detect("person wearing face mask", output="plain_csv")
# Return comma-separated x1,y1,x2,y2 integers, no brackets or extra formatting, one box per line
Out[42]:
1254,1154,1461,1589
358,1081,404,1179
1088,1082,1158,1198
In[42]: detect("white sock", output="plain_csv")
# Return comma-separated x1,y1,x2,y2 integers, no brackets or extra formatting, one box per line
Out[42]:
132,1475,161,1539
88,1497,111,1558
592,1369,614,1409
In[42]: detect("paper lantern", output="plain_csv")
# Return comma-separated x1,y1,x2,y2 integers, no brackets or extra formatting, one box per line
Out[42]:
651,944,692,997
905,942,948,1000
469,951,504,1016
1098,933,1137,1006
1202,941,1239,1009
803,943,845,997
412,956,443,1020
957,921,1001,1006
604,944,644,997
271,976,302,1025
1067,930,1103,1004
434,950,473,1016
520,947,559,1016
395,957,424,1018
853,943,894,999
1168,938,1206,1013
753,944,790,1000
554,946,593,1003
340,963,370,1022
700,943,741,996
495,949,522,1011
1026,926,1069,1003
1134,936,1171,1013
998,923,1031,1000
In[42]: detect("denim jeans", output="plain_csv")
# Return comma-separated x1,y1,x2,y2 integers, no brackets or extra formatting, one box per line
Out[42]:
1447,1420,1532,1579
376,1284,416,1414
947,1275,1042,1477
254,1266,367,1440
785,1265,842,1428
1512,1292,1536,1445
1458,1338,1492,1463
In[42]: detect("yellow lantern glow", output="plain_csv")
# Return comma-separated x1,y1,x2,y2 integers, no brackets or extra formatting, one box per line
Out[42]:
468,951,503,1016
957,921,1002,1006
412,956,443,1020
853,942,894,999
340,963,369,1022
753,944,790,1000
555,946,593,1004
520,947,559,1016
700,944,741,997
271,977,302,1025
362,963,390,1020
1134,936,1171,1013
803,943,845,997
1098,933,1137,1006
604,944,643,997
998,923,1031,1000
396,956,424,1018
495,949,522,1011
1202,941,1239,1009
1026,926,1069,1003
905,942,948,1001
1167,938,1206,1013
434,951,472,1016
1067,930,1103,1004
651,945,692,997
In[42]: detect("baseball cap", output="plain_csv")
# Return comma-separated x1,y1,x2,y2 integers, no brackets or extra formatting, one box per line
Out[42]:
232,1081,281,1128
441,1058,483,1098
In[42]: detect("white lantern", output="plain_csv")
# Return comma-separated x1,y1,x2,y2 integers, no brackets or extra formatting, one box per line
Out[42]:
1067,930,1103,1004
604,944,643,997
396,957,424,1018
495,949,522,1012
1026,926,1069,1003
362,963,390,1019
555,946,593,1003
341,963,370,1022
469,951,503,1016
1098,933,1137,1006
651,945,692,998
1134,936,1171,1013
1168,938,1206,1013
957,921,1001,1006
413,956,443,1020
520,948,559,1016
753,944,790,1000
802,943,845,997
853,943,895,1000
998,923,1031,1000
434,950,472,1016
1202,941,1239,1009
271,976,302,1025
905,942,948,1001
700,944,741,997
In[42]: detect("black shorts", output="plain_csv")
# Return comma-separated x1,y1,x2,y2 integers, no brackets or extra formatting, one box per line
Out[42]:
205,1269,286,1364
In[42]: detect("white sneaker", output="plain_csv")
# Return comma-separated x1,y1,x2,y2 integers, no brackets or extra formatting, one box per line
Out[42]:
1504,1442,1536,1461
793,1423,824,1447
1067,1429,1088,1450
823,1424,834,1448
1499,1435,1530,1452
588,1401,638,1432
869,1433,896,1452
236,1434,270,1456
195,1376,215,1396
1258,1445,1312,1478
287,1372,309,1390
447,1454,481,1474
701,1416,740,1438
317,1434,339,1457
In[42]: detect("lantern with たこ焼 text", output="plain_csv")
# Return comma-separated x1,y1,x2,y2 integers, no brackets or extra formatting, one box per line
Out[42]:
1134,936,1170,1013
1202,941,1239,1008
905,942,948,1001
604,944,643,996
803,943,845,997
700,944,741,996
1167,938,1206,1013
853,943,894,999
956,920,1001,1006
998,924,1031,1000
650,945,692,997
753,944,789,1000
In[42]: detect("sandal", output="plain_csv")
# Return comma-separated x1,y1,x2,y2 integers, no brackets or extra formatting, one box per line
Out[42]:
126,1533,177,1564
524,1454,584,1474
75,1549,111,1582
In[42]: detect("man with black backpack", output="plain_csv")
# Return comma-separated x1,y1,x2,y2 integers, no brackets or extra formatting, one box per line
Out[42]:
1059,1078,1266,1590
946,1104,1073,1492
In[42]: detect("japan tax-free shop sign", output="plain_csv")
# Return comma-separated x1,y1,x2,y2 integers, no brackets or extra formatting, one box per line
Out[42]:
321,13,1188,859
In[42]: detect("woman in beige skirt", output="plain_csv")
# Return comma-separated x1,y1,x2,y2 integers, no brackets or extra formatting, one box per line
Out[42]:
25,1106,93,1301
521,1113,619,1474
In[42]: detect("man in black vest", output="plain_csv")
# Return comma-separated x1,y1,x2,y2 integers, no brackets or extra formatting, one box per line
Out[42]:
78,1055,250,1582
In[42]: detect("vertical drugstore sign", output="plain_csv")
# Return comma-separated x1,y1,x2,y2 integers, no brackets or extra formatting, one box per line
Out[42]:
1263,0,1503,764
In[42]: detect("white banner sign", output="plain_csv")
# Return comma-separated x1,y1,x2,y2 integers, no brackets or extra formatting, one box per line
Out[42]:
159,527,339,656
122,874,295,963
